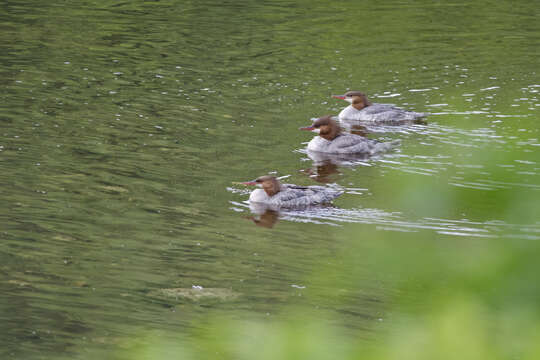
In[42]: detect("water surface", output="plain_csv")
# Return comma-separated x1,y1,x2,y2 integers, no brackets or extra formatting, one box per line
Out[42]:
1,1,539,358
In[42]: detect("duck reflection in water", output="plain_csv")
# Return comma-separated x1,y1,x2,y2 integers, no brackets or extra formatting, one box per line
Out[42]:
300,149,374,183
348,123,370,137
244,200,339,229
300,159,340,184
244,203,280,228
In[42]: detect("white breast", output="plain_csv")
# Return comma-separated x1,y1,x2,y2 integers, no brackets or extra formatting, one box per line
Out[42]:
307,136,331,152
338,105,363,121
249,189,270,203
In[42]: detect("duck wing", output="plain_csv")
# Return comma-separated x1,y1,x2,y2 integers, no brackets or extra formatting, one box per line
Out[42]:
326,134,376,154
272,185,342,207
362,103,401,115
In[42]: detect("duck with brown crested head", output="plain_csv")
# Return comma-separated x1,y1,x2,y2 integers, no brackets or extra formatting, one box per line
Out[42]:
240,175,342,207
332,91,427,123
300,115,399,154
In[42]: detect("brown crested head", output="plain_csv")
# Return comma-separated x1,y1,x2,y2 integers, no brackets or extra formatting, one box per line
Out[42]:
344,90,367,97
312,115,341,141
345,91,371,109
255,175,281,196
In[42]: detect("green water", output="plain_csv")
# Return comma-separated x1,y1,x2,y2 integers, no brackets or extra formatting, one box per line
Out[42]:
1,1,539,358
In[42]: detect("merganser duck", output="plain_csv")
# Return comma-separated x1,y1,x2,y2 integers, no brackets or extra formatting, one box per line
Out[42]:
333,91,427,123
300,115,399,154
241,175,342,207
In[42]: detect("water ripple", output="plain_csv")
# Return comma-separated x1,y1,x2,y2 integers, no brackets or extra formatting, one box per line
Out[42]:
229,201,540,239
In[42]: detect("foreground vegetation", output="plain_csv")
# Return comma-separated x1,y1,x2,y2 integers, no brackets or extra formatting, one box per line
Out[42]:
117,147,540,360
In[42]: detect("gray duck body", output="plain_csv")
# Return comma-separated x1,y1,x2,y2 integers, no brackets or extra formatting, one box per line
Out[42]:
249,184,342,207
338,103,426,123
307,133,398,155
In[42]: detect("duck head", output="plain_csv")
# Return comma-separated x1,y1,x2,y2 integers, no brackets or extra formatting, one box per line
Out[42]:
300,115,341,141
242,175,281,196
332,91,372,110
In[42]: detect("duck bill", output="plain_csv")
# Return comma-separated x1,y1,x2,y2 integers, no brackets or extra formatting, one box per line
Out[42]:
332,94,346,100
240,181,257,186
299,126,315,131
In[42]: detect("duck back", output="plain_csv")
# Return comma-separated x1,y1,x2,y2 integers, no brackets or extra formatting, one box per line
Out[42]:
250,184,342,207
307,134,398,155
339,104,426,123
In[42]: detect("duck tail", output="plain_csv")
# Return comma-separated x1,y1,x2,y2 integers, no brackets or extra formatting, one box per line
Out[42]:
374,139,401,153
413,112,428,119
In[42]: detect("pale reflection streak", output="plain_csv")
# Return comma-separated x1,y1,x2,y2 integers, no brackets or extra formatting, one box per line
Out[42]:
296,120,538,191
336,120,539,191
228,200,540,239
